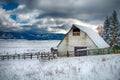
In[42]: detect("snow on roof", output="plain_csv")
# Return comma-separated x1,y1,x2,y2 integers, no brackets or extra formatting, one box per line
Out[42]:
75,24,109,49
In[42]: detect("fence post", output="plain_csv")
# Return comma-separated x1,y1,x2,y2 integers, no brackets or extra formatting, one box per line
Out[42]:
7,53,9,60
87,50,89,55
97,49,99,55
108,48,111,54
2,56,4,60
23,54,26,59
18,54,20,59
67,51,69,57
37,53,39,59
103,49,104,54
13,55,15,59
41,52,43,59
30,54,32,59
7,55,9,60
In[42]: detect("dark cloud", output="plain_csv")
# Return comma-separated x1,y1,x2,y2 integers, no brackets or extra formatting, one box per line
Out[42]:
20,24,50,33
1,0,120,21
34,0,120,24
36,12,71,19
0,0,120,33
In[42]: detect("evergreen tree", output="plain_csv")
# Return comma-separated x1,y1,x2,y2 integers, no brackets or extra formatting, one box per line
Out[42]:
102,16,111,45
117,22,120,45
102,10,120,48
110,10,120,47
113,11,120,46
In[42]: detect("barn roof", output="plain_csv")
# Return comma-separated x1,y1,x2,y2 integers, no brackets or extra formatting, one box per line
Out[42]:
58,24,109,49
74,24,109,49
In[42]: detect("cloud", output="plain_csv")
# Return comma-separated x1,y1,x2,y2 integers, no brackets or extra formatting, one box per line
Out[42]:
32,0,120,25
26,18,97,33
1,0,120,18
0,8,24,31
0,7,91,33
0,0,120,33
36,0,120,15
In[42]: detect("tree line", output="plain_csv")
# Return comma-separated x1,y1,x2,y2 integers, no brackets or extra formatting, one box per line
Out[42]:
102,10,120,52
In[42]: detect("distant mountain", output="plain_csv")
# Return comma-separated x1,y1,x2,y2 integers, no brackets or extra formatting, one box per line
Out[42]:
0,31,65,40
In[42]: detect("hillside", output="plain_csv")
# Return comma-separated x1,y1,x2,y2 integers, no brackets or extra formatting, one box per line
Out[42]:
0,31,64,40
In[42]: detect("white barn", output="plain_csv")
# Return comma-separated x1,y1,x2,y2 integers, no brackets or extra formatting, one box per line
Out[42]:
57,24,110,56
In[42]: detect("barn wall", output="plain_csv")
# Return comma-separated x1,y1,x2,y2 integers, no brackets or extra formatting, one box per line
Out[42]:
67,29,97,55
58,28,98,56
57,37,67,56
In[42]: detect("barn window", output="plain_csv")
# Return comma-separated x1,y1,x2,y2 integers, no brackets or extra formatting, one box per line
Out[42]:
73,28,80,36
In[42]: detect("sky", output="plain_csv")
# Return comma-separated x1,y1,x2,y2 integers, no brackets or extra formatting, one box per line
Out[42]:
0,0,120,33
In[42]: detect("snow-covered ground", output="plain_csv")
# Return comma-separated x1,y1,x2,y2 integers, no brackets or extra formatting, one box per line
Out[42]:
0,54,120,80
0,40,120,80
0,40,60,54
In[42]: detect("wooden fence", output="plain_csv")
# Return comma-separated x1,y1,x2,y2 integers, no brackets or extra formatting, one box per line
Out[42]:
0,52,52,60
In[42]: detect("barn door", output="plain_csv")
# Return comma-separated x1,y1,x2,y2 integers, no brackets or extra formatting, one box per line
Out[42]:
74,47,87,56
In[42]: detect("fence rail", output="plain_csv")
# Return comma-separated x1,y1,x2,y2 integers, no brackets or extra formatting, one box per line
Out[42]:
0,52,52,60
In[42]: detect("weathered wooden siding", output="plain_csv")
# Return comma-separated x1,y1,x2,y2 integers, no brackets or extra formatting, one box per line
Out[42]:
57,36,67,56
68,29,97,55
58,28,98,56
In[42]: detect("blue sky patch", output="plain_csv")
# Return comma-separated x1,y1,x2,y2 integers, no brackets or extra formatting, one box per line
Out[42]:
2,2,19,11
10,14,17,21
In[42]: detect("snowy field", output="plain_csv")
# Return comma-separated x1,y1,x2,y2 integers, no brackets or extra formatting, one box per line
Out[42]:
0,54,120,80
0,40,60,54
0,40,120,80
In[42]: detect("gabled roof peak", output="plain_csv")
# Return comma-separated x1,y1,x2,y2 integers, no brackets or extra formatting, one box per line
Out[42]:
73,24,109,48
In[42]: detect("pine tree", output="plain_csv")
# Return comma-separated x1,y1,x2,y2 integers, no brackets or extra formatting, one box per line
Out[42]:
113,11,120,46
110,10,119,47
102,10,120,48
102,16,111,45
117,23,120,45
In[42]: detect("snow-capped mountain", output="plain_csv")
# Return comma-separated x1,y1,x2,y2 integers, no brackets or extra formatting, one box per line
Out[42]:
0,18,97,40
0,31,64,40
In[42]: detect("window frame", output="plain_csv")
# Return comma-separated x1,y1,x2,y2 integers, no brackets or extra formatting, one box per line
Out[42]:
73,28,80,36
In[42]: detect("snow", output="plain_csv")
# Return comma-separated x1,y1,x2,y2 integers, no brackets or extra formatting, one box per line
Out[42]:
75,24,110,49
0,40,119,80
0,54,120,80
0,40,60,54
